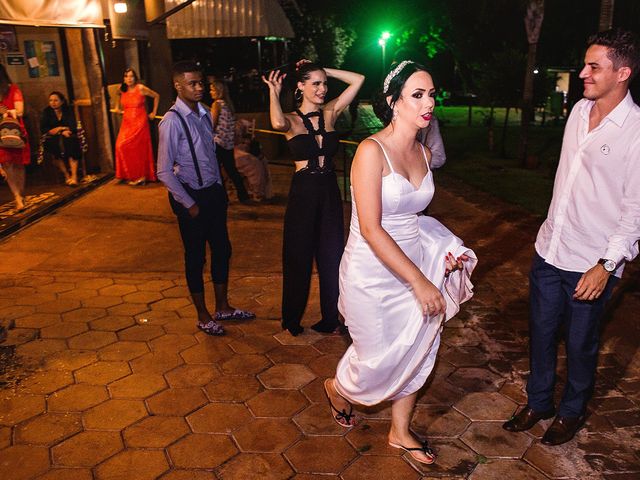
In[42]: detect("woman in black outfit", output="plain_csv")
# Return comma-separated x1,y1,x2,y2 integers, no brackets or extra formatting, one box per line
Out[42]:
262,60,364,336
41,91,82,186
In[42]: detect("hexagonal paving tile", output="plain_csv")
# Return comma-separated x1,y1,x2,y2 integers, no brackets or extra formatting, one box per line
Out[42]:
108,373,167,399
90,316,136,331
151,298,191,311
150,334,197,354
345,419,401,456
76,278,113,290
294,403,349,435
469,459,548,479
300,377,327,404
312,336,351,355
307,354,341,378
13,313,60,329
454,392,518,421
130,351,184,374
137,279,175,292
147,387,208,416
59,288,99,301
0,444,50,480
266,345,322,365
524,441,595,478
411,405,471,438
108,303,150,316
220,354,272,375
217,453,294,480
167,433,238,469
187,403,253,433
204,375,261,402
99,284,137,297
83,399,148,430
98,341,149,361
258,364,316,389
48,384,109,412
163,318,199,334
74,361,131,385
121,290,164,304
68,330,118,350
0,426,11,449
37,282,75,294
16,339,67,359
52,430,123,467
233,418,301,453
17,370,74,395
14,412,82,445
227,335,280,354
82,296,123,309
461,422,532,458
62,307,107,323
165,364,220,388
159,471,216,480
0,305,36,322
180,343,234,364
43,350,97,371
341,455,420,480
40,321,88,339
36,298,81,314
35,468,93,480
247,389,308,417
124,415,190,448
95,449,170,480
15,292,57,306
441,346,490,367
411,439,477,477
285,436,357,474
447,367,505,393
118,325,165,342
273,329,322,346
0,393,46,425
416,379,466,406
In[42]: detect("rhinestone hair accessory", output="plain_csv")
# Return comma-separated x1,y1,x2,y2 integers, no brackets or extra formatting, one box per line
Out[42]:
383,60,414,94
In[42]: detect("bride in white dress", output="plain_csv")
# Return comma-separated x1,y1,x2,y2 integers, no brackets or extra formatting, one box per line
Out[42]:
324,61,477,465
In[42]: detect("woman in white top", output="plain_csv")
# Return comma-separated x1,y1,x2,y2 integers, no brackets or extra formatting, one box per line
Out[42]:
324,61,477,465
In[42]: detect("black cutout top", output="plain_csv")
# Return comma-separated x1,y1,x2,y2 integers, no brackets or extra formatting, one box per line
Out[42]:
287,109,339,172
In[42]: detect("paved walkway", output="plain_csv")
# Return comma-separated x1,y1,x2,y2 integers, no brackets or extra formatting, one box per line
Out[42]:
0,165,639,479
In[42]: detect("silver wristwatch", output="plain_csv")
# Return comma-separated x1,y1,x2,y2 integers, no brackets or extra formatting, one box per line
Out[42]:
598,258,616,273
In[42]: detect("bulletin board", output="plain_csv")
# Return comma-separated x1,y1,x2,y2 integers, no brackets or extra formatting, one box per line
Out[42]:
24,39,60,78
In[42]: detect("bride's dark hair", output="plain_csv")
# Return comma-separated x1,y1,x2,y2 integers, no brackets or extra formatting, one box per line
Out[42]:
372,62,428,126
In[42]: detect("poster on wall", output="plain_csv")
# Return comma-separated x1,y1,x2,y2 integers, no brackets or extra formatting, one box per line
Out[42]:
0,25,19,52
24,40,60,78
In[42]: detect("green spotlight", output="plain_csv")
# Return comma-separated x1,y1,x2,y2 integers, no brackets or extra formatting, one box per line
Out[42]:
381,31,391,40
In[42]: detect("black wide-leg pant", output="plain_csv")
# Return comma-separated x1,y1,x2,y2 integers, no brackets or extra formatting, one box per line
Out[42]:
168,182,232,294
282,170,344,330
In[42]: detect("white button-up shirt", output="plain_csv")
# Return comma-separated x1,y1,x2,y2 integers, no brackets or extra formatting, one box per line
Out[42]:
535,91,640,277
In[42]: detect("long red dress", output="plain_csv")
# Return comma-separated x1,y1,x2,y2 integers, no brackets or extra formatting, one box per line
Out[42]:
0,84,30,165
115,85,156,181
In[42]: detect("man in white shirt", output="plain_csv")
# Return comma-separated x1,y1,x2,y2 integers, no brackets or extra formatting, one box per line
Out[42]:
503,29,640,446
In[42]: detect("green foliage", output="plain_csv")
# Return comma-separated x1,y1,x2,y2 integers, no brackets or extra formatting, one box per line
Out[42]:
395,25,447,60
288,10,357,68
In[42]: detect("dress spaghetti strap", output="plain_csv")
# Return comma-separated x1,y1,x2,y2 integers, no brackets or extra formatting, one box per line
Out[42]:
419,143,431,173
367,137,395,174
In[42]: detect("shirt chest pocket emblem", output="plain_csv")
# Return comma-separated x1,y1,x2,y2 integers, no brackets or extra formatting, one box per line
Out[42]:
600,144,610,155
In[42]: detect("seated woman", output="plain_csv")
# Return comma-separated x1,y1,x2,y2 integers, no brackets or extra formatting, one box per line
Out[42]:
40,91,82,186
234,119,273,202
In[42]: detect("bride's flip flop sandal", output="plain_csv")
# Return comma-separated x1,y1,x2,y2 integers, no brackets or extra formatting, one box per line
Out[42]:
388,439,436,465
323,379,357,428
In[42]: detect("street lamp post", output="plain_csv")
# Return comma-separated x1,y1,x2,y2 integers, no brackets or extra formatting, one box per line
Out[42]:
378,31,391,76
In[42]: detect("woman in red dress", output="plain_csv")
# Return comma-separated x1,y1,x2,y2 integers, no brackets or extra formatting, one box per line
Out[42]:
115,68,159,186
0,65,30,211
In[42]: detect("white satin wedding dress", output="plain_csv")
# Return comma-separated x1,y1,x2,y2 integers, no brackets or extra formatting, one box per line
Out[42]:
335,137,477,405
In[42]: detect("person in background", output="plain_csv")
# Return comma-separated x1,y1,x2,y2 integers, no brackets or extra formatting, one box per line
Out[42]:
419,115,446,168
41,91,82,186
262,60,364,336
209,77,251,204
115,68,159,186
157,61,255,337
0,64,30,211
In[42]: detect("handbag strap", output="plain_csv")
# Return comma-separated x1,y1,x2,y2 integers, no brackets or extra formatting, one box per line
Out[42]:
168,108,203,186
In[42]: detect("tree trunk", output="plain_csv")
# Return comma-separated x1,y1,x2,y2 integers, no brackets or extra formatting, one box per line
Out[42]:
599,0,615,31
81,29,113,173
519,0,545,168
501,106,510,158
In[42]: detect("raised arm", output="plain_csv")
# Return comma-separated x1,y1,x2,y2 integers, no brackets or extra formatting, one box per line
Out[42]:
139,84,160,119
324,68,365,117
351,139,446,316
261,70,291,132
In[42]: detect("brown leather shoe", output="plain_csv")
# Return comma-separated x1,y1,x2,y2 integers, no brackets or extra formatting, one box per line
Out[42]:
502,406,555,432
541,415,585,445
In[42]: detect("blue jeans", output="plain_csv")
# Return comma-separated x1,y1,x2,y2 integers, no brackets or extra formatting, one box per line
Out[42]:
526,253,618,417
